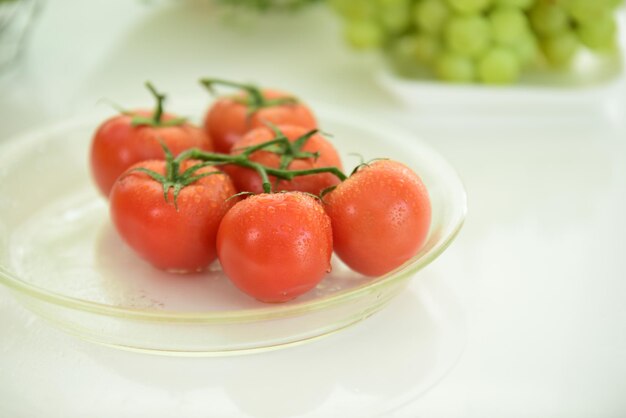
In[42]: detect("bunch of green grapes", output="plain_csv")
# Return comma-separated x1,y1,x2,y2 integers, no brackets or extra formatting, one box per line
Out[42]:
329,0,623,84
217,0,322,12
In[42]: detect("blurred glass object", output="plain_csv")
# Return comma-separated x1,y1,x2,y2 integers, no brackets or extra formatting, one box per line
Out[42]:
0,0,39,72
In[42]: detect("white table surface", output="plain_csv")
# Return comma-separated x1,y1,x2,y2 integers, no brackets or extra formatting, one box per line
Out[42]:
1,1,626,417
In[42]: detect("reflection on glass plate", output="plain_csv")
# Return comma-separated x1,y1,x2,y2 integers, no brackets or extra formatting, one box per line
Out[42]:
0,269,467,415
0,106,466,355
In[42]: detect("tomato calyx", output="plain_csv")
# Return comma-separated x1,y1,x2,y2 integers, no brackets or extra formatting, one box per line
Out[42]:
178,128,347,194
349,158,391,176
320,158,392,201
132,143,221,209
200,78,299,116
269,124,320,169
130,82,187,128
255,124,321,190
234,123,321,169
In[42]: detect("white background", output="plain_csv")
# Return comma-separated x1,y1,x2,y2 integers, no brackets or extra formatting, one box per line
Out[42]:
1,0,626,416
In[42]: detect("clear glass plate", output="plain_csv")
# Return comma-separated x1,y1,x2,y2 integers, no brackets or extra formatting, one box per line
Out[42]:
0,106,466,355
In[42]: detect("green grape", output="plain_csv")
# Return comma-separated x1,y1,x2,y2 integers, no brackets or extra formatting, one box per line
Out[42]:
378,10,411,34
218,0,321,12
390,33,442,66
493,0,534,10
511,33,539,66
435,53,476,82
380,11,411,34
344,20,385,49
446,0,493,14
390,34,420,60
478,47,520,84
529,3,569,37
332,0,622,84
328,0,376,20
577,16,617,51
541,31,579,67
567,0,611,25
413,0,450,34
388,35,419,72
414,34,443,64
445,14,491,58
376,0,410,10
490,7,530,45
378,0,412,34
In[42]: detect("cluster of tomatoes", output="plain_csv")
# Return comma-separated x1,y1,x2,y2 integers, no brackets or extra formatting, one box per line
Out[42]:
89,79,431,303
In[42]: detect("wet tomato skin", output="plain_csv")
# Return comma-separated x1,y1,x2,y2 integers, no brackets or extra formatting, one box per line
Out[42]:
110,160,236,273
91,111,213,197
204,89,317,154
224,124,343,196
323,160,431,277
217,192,333,303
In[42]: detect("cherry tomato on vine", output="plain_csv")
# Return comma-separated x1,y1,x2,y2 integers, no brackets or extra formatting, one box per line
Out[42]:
323,160,431,277
217,192,333,303
91,83,213,197
110,157,237,273
201,78,317,154
225,124,343,196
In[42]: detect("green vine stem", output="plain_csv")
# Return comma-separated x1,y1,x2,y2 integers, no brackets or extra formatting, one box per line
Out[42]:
146,82,165,124
131,82,187,128
142,126,346,200
177,133,347,194
199,78,298,115
132,143,221,209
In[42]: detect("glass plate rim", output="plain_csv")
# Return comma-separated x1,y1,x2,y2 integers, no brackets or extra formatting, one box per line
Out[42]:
0,111,467,324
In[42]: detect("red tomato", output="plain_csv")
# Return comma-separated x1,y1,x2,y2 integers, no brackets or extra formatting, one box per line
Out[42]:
110,159,236,273
224,125,343,195
217,192,332,303
90,111,213,197
323,160,431,277
204,89,317,153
